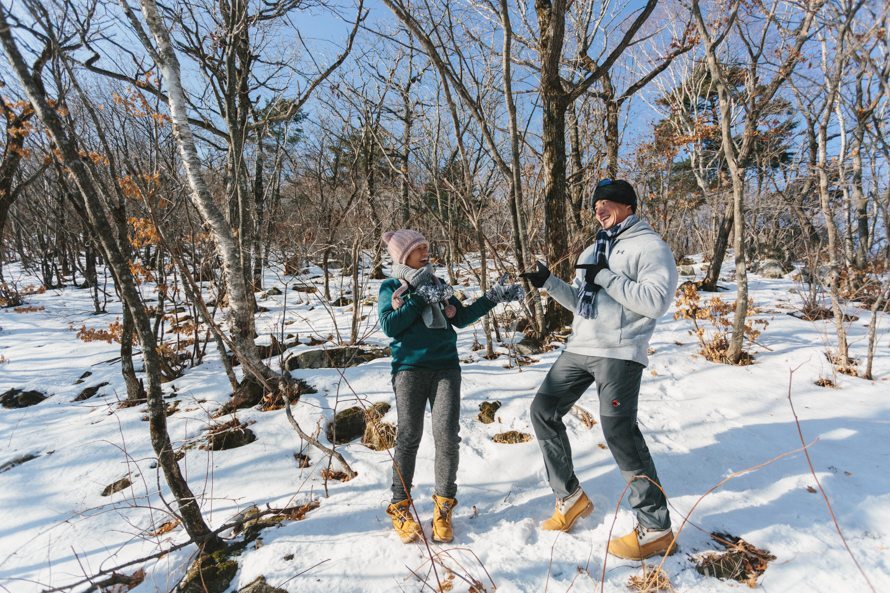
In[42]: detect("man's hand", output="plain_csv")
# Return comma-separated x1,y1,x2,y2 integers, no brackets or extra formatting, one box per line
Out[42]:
587,257,609,286
520,261,551,289
577,256,609,285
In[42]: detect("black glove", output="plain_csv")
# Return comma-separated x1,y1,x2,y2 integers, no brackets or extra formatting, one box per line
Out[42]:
578,257,609,286
520,261,551,289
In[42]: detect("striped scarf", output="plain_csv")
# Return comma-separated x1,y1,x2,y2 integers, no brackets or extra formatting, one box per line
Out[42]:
576,215,638,319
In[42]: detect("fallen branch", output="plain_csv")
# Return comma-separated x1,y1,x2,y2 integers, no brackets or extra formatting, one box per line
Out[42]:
282,378,357,480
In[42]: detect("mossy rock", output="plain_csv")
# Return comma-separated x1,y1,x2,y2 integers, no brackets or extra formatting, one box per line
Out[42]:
284,346,389,371
477,401,501,424
326,402,391,445
325,406,365,444
513,335,545,355
203,420,257,451
492,431,532,444
0,388,47,408
218,377,265,415
179,550,238,593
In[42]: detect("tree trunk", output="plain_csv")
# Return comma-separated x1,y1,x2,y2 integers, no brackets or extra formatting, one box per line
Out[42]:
701,200,733,290
0,12,223,551
603,72,620,177
137,0,271,379
541,95,572,332
499,0,544,336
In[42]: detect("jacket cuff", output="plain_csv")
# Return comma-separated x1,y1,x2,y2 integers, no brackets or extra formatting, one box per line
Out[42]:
542,274,559,292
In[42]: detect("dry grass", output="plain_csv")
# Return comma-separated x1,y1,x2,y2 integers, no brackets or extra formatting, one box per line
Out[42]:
627,565,673,592
694,531,775,587
321,468,353,482
147,519,180,537
492,431,531,444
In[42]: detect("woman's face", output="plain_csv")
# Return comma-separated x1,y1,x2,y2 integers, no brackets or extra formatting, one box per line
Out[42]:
404,243,430,269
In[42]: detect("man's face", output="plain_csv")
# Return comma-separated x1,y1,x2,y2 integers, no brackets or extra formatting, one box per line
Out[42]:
404,243,430,269
594,199,633,230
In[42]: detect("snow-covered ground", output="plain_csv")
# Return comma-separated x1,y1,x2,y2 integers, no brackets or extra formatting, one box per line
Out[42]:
1,256,888,592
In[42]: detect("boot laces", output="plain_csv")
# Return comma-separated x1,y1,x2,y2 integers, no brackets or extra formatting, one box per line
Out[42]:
436,501,453,519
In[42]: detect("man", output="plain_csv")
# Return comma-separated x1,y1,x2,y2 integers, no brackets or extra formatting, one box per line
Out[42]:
521,178,679,560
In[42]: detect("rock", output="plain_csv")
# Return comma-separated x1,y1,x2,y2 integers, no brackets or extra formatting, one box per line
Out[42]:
477,401,501,424
284,346,389,371
331,296,351,307
179,550,238,593
0,388,47,408
513,334,544,355
74,382,110,402
261,287,283,298
203,419,257,451
0,452,39,473
679,265,697,276
238,576,287,593
102,477,132,496
74,371,92,385
292,284,318,293
257,335,294,360
294,453,311,468
325,406,366,444
756,259,786,279
217,377,265,415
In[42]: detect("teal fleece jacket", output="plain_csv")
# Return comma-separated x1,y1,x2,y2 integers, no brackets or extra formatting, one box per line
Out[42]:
378,278,495,374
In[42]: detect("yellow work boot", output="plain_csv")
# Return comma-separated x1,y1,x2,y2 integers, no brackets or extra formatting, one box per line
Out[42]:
386,499,422,543
608,525,677,560
541,488,593,532
431,495,457,543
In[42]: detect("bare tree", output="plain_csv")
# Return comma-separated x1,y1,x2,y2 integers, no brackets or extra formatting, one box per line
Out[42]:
691,0,820,363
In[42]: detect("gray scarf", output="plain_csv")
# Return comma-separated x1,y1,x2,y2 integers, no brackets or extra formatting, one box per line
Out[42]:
391,263,449,329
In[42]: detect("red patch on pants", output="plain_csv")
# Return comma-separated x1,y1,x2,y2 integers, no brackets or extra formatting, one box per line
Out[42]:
611,399,620,408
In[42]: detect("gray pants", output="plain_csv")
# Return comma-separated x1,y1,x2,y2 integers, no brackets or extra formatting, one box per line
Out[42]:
390,368,462,503
530,351,670,530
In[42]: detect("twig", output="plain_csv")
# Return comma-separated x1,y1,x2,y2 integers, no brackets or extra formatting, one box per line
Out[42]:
593,442,817,593
785,367,877,593
283,384,357,479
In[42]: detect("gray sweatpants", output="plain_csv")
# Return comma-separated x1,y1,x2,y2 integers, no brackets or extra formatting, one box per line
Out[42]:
530,351,671,530
390,368,462,503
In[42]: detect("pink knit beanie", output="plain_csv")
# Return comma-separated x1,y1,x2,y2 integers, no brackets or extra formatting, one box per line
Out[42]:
382,229,428,264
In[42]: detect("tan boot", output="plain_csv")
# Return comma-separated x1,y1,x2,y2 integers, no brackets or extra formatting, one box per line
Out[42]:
608,525,678,560
386,499,422,543
431,495,457,543
541,489,593,532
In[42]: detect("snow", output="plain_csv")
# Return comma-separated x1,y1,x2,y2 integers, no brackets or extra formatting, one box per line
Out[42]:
1,257,888,592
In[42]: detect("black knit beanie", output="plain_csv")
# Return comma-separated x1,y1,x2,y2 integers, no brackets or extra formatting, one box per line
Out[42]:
591,179,637,213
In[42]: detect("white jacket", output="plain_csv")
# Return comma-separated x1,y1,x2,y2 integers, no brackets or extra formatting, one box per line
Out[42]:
543,219,677,366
